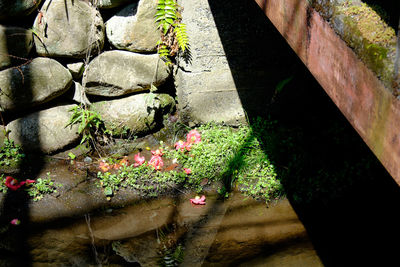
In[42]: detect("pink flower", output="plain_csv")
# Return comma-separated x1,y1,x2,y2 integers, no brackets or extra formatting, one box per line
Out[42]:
119,156,130,167
5,176,24,191
175,140,186,151
175,140,192,152
184,168,192,175
151,149,164,157
190,195,206,205
10,219,21,225
133,153,145,167
187,129,201,144
149,155,164,170
99,161,112,172
184,142,192,151
24,179,35,185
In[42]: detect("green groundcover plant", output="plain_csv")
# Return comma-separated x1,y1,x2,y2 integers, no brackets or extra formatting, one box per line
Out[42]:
97,120,283,203
0,139,25,167
0,172,61,201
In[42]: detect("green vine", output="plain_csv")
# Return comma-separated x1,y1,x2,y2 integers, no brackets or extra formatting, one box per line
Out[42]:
155,0,189,65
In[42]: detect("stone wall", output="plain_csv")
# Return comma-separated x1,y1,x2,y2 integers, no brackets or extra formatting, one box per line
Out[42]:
0,0,286,154
0,0,175,153
175,0,291,125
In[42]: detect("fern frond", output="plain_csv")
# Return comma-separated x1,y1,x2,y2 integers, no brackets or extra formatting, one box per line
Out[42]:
157,44,172,65
174,23,188,52
155,0,177,34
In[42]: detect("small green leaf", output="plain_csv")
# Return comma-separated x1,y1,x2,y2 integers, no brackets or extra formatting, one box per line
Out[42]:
104,187,113,196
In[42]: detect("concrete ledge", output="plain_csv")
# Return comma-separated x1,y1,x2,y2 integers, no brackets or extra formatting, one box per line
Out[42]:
255,0,400,185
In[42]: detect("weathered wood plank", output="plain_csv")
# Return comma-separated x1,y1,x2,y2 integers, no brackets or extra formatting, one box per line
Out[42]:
255,0,400,185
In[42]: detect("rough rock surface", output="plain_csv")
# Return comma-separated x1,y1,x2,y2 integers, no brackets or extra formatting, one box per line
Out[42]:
83,50,170,97
71,81,91,105
0,57,72,112
0,25,33,70
0,0,42,20
92,93,175,136
66,62,85,79
106,0,159,52
6,104,80,153
97,0,131,9
33,0,104,58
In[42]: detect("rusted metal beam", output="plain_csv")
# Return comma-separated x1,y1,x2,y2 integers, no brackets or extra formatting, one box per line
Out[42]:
255,0,400,185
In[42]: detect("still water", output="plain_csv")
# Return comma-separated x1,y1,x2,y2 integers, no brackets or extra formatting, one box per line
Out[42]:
24,193,322,266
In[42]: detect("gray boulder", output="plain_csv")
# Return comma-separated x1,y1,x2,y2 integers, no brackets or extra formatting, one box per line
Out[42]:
106,0,159,52
6,104,80,153
83,51,170,97
92,93,175,136
0,0,42,20
97,0,131,9
0,57,72,112
0,25,33,70
66,62,85,79
33,0,104,58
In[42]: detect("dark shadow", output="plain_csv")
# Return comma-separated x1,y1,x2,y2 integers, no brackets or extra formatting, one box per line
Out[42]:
208,0,400,266
0,28,45,266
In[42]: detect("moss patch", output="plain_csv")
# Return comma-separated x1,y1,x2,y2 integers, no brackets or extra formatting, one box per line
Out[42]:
333,2,397,90
339,3,396,45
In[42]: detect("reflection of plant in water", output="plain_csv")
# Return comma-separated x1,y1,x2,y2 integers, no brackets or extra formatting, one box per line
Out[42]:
159,243,184,267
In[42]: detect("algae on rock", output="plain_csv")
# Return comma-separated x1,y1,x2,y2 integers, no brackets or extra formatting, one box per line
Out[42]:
317,1,398,92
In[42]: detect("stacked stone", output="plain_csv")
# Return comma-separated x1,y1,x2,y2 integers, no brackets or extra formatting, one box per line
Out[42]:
0,0,175,153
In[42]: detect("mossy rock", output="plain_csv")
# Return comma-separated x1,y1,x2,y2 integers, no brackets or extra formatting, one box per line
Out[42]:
93,93,175,138
333,2,397,90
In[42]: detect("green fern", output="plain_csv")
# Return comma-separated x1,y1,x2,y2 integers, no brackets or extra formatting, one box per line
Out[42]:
174,23,188,52
155,0,177,34
155,0,189,64
157,43,172,64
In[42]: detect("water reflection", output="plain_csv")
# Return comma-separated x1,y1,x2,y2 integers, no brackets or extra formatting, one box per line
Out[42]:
26,193,322,266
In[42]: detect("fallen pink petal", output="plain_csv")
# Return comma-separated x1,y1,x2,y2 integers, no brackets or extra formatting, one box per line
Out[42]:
190,195,206,205
149,155,164,170
184,142,192,151
184,168,192,175
5,176,24,191
187,129,201,144
10,219,21,225
133,153,145,167
119,156,130,167
151,149,164,157
174,140,186,151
